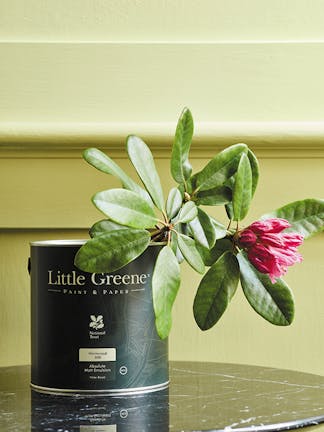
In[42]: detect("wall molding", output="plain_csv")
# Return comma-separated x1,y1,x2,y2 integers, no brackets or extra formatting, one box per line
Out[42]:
1,121,324,158
2,41,324,158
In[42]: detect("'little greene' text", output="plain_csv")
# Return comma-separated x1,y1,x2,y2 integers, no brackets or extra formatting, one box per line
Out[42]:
48,270,150,287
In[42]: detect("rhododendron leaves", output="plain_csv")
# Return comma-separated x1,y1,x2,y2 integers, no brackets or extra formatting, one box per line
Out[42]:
188,208,217,249
193,252,239,330
152,246,181,339
233,153,252,221
263,199,324,239
171,107,193,184
247,148,259,197
193,143,248,192
237,253,294,326
177,233,205,274
194,185,232,206
93,189,159,229
127,135,165,212
74,229,150,273
176,201,197,223
166,187,183,219
197,238,233,267
90,219,128,237
83,148,152,206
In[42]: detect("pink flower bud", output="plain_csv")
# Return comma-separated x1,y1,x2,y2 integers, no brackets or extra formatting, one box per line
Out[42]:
237,218,304,283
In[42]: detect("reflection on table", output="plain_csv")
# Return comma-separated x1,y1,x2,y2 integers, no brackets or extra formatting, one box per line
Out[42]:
1,362,324,431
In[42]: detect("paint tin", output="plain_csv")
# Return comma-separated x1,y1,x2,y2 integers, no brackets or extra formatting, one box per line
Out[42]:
30,240,168,395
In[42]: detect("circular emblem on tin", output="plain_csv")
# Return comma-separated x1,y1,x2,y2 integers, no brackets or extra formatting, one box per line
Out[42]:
120,409,128,419
89,315,104,330
119,365,128,375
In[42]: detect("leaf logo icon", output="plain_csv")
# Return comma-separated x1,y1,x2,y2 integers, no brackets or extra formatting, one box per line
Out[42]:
89,315,104,330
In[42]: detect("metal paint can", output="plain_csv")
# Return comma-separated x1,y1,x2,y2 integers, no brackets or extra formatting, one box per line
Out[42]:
30,240,168,395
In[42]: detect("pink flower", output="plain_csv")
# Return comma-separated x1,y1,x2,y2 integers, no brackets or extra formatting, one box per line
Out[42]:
237,218,304,283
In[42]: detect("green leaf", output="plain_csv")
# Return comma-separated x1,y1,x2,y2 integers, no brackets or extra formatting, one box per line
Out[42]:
166,187,183,219
210,217,227,239
74,229,150,273
232,153,252,221
93,188,159,229
193,251,239,330
171,107,193,184
195,185,232,206
176,201,197,223
247,148,259,197
83,148,152,205
152,246,181,339
170,231,184,263
188,208,217,249
177,233,205,274
237,253,294,326
261,198,324,239
127,135,165,211
193,143,248,193
197,238,233,266
90,219,128,237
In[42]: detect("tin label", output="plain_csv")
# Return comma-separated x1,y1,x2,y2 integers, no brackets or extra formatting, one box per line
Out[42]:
80,426,116,432
79,348,116,362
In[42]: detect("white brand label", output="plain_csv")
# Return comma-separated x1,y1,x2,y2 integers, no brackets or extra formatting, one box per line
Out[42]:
80,426,117,432
79,348,116,362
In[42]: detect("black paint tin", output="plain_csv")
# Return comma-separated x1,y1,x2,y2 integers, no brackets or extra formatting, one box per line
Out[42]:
30,240,168,395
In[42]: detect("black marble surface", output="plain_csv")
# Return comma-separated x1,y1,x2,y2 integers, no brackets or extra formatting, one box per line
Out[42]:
1,361,324,431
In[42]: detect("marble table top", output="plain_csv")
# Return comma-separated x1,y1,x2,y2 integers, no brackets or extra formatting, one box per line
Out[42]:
1,361,324,431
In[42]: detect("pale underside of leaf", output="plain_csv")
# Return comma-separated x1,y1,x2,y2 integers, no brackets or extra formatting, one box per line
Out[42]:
152,246,181,339
83,147,152,205
232,152,252,221
127,135,165,211
177,233,205,274
93,188,158,229
171,107,193,184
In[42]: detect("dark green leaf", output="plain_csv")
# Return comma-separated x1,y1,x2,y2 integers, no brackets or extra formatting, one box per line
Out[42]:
195,185,232,206
152,246,181,339
83,147,152,205
237,253,294,326
74,229,150,273
166,187,183,219
193,143,248,192
262,199,324,239
127,135,165,211
188,208,217,248
197,238,233,266
93,188,159,229
193,251,239,330
177,233,205,274
90,219,128,237
232,153,252,221
171,107,193,184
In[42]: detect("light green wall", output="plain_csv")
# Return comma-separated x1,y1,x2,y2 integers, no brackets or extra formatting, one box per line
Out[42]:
1,1,324,375
1,0,324,41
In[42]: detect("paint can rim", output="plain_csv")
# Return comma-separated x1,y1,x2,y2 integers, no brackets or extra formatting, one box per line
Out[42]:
30,240,166,247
